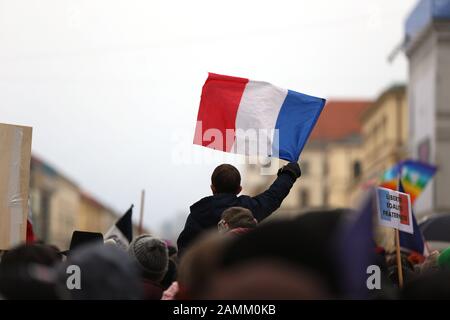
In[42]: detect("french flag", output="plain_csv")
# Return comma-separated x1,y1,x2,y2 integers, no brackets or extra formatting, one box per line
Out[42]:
194,73,326,162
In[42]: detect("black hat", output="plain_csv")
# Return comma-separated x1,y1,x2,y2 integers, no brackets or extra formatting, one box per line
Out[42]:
62,231,104,255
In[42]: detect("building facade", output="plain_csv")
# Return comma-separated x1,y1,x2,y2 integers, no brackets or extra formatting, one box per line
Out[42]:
78,192,117,234
242,100,372,217
30,156,80,249
405,0,450,218
29,155,145,250
350,85,408,204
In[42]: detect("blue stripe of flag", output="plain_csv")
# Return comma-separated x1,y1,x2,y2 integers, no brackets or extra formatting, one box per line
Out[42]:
272,90,325,162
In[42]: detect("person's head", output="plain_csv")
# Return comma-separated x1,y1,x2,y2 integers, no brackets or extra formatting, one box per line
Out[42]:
128,234,169,283
218,210,350,297
211,164,242,195
57,243,142,300
0,243,61,269
65,231,104,256
0,243,62,299
177,231,230,299
200,260,331,299
218,207,257,233
0,264,60,300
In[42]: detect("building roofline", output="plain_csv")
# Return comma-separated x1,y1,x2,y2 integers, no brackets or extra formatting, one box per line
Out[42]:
31,154,149,233
31,154,79,189
306,135,363,149
323,98,371,104
360,84,406,122
309,99,372,142
405,20,450,56
80,191,118,215
405,0,450,44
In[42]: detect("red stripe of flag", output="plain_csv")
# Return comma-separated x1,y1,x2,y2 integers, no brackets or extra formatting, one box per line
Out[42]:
193,73,249,152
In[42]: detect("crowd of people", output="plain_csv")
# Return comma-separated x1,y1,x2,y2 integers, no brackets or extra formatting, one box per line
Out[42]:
1,162,450,300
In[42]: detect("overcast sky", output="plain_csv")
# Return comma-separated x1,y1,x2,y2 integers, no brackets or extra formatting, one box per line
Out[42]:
0,0,417,234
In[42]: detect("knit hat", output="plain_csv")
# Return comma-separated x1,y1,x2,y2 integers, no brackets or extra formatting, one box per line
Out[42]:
128,235,169,282
438,247,450,269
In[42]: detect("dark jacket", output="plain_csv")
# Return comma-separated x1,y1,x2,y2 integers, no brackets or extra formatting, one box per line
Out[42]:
177,172,296,256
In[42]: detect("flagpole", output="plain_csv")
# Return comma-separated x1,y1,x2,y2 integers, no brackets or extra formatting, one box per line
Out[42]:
394,167,404,288
395,228,404,288
138,189,145,235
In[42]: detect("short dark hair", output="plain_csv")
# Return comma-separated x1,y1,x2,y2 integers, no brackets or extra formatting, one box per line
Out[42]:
0,244,61,269
221,207,257,229
211,164,241,194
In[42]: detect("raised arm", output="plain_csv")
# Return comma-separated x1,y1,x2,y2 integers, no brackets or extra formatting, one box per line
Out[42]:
250,162,301,221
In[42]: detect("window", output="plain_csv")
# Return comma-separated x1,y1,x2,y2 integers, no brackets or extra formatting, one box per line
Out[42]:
353,161,362,179
300,189,310,208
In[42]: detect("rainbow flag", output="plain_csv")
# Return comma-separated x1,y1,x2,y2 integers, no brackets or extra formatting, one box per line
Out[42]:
379,160,437,203
379,162,402,191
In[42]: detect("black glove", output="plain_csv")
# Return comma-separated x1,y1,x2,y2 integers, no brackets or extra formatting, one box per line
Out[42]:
277,162,301,180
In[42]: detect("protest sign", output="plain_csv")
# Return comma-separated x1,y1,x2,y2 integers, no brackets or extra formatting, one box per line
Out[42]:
0,123,33,250
376,187,413,234
376,186,413,288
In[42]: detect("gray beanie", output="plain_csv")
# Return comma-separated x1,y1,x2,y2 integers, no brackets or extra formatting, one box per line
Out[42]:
128,234,169,282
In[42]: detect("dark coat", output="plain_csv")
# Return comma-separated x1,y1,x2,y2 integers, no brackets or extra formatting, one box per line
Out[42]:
177,173,296,256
